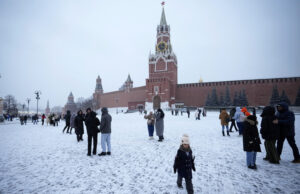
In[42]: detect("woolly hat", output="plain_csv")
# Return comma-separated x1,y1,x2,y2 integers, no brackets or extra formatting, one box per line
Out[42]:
181,134,190,145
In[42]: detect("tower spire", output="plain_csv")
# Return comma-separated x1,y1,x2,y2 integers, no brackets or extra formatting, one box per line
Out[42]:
160,7,167,25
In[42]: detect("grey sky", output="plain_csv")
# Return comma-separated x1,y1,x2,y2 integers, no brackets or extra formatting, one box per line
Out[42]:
0,0,299,109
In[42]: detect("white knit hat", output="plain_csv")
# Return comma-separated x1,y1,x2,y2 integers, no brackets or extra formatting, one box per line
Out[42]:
181,134,190,145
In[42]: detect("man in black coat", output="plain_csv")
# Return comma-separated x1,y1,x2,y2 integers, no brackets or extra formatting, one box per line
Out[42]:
74,110,85,142
275,102,300,163
260,106,280,163
62,110,71,133
85,108,100,156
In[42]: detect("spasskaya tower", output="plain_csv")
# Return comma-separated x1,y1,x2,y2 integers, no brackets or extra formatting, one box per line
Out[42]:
146,5,178,109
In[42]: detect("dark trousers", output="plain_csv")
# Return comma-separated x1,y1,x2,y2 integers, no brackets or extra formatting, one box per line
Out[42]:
277,135,300,160
236,122,244,135
77,134,83,142
177,174,194,194
147,125,154,137
63,124,70,133
229,119,238,131
88,133,98,155
264,140,279,162
42,119,44,125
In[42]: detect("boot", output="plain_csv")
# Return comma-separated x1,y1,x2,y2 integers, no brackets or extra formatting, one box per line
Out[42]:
107,152,111,155
292,158,300,163
98,152,106,156
227,131,230,136
222,131,225,136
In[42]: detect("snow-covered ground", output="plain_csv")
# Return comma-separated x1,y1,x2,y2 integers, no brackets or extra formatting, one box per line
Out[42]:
0,111,300,194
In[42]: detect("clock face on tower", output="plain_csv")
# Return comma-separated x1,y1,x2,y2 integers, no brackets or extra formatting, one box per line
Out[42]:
157,41,167,52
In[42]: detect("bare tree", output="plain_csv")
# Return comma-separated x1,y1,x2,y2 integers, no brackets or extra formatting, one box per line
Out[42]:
3,95,18,115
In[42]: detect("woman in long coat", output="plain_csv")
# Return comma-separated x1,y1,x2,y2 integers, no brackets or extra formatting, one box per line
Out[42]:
155,108,165,142
75,110,85,142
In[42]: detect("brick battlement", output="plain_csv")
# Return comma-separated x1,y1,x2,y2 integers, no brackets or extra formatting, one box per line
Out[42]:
147,78,167,82
177,77,300,88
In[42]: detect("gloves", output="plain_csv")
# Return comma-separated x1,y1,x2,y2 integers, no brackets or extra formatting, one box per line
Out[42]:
192,165,196,172
174,167,176,174
192,156,196,171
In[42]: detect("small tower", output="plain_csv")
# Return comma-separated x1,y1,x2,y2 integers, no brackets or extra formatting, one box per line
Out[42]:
93,76,103,110
64,92,77,113
95,75,103,94
119,74,133,92
68,92,75,103
45,100,50,115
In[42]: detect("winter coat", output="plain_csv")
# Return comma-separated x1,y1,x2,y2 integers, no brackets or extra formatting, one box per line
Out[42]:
144,113,155,126
233,107,245,123
100,108,112,134
85,111,100,135
64,111,71,125
155,111,164,136
229,108,236,119
75,112,84,135
243,115,261,152
70,114,76,128
276,102,295,137
173,145,195,179
260,106,279,140
219,110,230,126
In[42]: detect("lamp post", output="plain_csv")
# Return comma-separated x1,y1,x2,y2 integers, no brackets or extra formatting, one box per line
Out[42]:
26,98,30,114
34,91,41,115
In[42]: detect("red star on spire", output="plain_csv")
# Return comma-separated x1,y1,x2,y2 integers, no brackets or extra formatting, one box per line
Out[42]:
161,1,165,6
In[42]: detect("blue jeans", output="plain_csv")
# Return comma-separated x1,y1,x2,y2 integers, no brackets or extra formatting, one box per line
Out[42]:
222,125,228,133
147,125,154,137
246,151,257,166
101,133,111,152
237,122,244,135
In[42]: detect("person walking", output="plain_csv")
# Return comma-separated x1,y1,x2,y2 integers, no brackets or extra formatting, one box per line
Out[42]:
69,113,76,134
173,134,195,194
260,106,280,164
229,108,238,132
275,102,300,163
62,110,71,133
41,114,46,125
187,109,190,118
234,107,246,135
75,110,85,142
98,107,112,156
144,111,155,140
219,109,230,136
85,108,100,156
243,115,261,169
155,108,165,142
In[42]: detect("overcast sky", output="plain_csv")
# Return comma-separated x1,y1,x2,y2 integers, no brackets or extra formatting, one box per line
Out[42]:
0,0,299,109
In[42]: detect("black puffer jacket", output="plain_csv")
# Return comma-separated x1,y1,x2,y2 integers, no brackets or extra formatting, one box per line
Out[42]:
260,106,279,140
85,111,100,135
276,102,295,137
173,146,195,179
243,115,261,152
75,111,85,135
64,111,71,125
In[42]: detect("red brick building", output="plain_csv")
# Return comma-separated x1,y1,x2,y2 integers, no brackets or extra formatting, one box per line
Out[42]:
92,7,300,110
